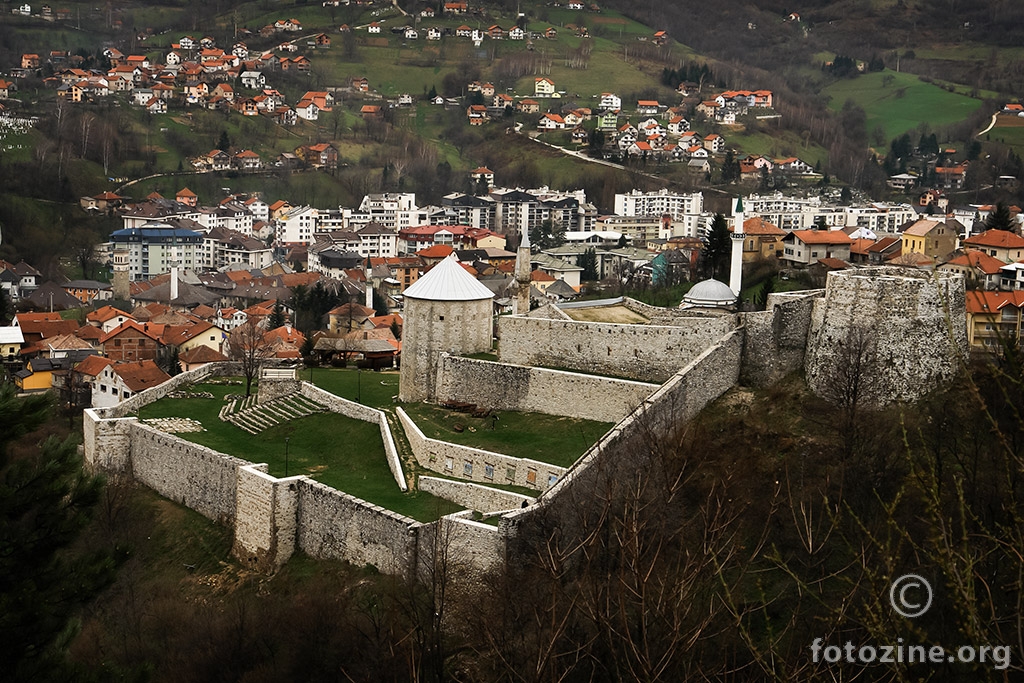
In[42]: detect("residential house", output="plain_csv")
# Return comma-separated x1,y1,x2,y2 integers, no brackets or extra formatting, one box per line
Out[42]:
938,250,1007,290
508,26,525,40
534,77,556,98
296,142,339,168
517,99,540,114
367,21,381,33
964,291,1024,354
86,305,135,333
538,113,565,130
900,219,957,260
703,133,725,153
92,360,171,408
636,100,661,116
0,326,24,362
100,321,164,362
63,280,112,304
240,71,265,89
732,217,785,262
599,93,622,110
781,229,853,266
233,149,262,171
964,229,1024,264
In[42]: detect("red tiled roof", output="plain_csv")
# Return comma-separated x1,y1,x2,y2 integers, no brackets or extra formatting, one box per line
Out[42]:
789,230,853,245
74,355,113,377
110,360,171,392
964,229,1024,249
965,290,1024,315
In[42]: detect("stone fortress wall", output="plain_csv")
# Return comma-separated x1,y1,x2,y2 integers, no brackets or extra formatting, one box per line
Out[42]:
497,313,738,384
804,267,967,405
83,267,968,579
434,354,659,424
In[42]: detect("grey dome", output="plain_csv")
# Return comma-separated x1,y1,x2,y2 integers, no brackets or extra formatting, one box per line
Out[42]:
682,278,737,307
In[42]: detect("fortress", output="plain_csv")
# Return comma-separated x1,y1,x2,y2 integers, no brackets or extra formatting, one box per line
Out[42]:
83,221,969,578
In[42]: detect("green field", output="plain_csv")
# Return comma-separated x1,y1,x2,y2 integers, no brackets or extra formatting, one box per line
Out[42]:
823,69,983,140
311,368,614,467
136,380,460,522
726,127,829,167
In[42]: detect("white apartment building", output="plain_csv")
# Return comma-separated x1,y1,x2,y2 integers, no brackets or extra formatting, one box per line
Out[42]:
357,193,420,231
614,189,704,221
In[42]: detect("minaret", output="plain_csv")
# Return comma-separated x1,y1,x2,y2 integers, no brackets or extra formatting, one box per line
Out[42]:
513,226,532,315
364,253,374,310
170,260,180,304
729,196,744,296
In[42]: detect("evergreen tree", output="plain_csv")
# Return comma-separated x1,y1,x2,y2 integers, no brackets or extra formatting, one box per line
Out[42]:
703,213,730,280
372,288,389,317
0,385,115,679
577,248,599,281
269,299,286,329
617,234,628,248
0,287,11,325
985,202,1017,232
217,130,230,151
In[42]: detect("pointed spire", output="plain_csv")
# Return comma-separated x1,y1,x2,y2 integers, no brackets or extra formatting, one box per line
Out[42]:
734,195,744,214
520,225,530,250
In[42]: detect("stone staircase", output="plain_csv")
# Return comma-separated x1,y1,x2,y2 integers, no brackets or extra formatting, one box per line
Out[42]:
219,392,327,434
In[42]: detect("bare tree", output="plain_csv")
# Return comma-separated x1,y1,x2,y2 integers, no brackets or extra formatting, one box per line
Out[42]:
228,319,274,396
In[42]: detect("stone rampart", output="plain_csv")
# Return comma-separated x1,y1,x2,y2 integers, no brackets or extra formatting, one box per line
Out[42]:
83,411,137,472
435,355,657,423
419,476,534,513
415,515,506,578
740,289,823,387
129,422,248,524
104,361,241,418
804,268,967,405
296,478,419,575
299,382,407,491
501,329,744,540
397,408,565,493
497,315,736,383
233,465,302,571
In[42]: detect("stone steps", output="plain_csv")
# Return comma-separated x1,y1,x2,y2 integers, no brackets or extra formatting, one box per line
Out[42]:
220,391,327,434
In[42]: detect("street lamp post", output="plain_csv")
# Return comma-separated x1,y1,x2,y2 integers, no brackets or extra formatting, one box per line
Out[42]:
284,436,291,477
357,367,361,403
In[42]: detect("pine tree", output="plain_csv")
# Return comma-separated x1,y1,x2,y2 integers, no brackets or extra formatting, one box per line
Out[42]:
577,248,599,281
269,299,286,329
703,213,730,280
0,385,115,679
985,202,1017,232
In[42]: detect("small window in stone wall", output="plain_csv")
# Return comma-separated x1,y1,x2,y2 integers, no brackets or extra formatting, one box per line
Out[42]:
484,464,494,479
506,466,515,480
439,315,445,321
444,457,453,471
464,461,473,475
548,473,559,486
526,469,537,484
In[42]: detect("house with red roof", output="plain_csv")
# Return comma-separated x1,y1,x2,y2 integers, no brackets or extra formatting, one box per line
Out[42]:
92,360,171,409
964,290,1024,353
100,321,165,362
938,250,1007,290
781,229,853,266
964,229,1024,263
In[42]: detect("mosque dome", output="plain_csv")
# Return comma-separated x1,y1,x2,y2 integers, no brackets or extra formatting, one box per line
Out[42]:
682,278,738,308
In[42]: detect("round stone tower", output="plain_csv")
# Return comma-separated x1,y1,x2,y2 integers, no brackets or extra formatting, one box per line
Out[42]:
399,255,495,403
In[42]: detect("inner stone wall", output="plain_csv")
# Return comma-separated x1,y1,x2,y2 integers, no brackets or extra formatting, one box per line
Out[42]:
497,315,737,383
435,355,657,423
740,289,824,387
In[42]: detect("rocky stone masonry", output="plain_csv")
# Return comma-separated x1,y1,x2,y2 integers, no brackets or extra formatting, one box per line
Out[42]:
804,267,967,406
219,392,327,434
497,312,738,384
142,417,206,433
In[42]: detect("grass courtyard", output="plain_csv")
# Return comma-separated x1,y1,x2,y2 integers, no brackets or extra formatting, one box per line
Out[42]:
136,381,459,522
310,368,616,468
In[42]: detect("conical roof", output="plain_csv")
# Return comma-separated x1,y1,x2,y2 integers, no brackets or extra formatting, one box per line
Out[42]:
404,255,494,301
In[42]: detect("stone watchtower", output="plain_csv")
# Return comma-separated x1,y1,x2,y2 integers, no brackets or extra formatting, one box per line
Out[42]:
111,248,130,301
804,267,967,406
399,255,495,403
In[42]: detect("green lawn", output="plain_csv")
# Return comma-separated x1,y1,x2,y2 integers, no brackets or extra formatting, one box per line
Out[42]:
726,127,829,167
136,380,459,522
311,368,614,467
985,124,1024,155
823,69,983,141
401,403,612,468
